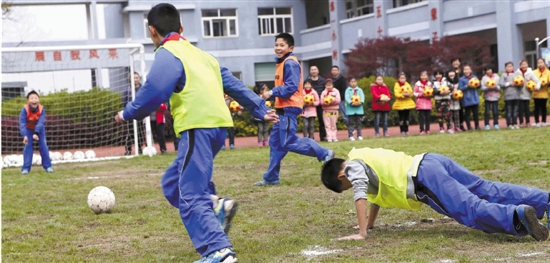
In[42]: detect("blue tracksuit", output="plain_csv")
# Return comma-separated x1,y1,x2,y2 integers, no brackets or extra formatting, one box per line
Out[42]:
19,106,53,171
122,41,269,256
262,54,330,183
458,74,480,107
416,153,549,235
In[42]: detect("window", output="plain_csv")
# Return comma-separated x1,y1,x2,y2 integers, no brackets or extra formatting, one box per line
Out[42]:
345,0,373,19
201,9,238,38
393,0,424,8
345,1,354,19
232,72,242,80
143,14,150,38
257,7,293,36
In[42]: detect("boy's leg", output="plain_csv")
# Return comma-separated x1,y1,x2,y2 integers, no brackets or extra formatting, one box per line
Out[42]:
22,129,34,172
302,117,308,138
484,102,490,127
418,111,425,132
261,121,287,183
404,110,410,132
175,129,232,256
437,101,444,129
157,123,167,152
382,112,389,134
316,106,327,141
37,131,52,169
279,112,330,160
322,112,332,140
505,101,511,127
464,106,472,130
339,101,349,128
524,100,531,125
228,127,235,146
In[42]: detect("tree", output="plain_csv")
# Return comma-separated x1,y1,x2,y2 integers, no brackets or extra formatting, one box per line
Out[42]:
2,1,12,20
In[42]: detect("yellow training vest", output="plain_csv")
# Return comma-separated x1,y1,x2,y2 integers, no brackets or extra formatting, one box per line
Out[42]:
347,148,424,211
158,39,234,137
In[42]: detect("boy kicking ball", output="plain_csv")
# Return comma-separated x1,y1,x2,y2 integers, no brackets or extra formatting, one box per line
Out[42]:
321,147,550,241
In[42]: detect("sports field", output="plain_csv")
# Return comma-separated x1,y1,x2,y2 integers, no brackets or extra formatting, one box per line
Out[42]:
2,128,549,262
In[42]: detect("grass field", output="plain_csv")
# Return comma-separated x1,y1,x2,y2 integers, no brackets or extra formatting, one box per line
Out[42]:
2,128,550,262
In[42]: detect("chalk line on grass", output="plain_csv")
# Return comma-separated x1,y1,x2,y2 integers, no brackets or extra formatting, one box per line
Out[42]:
300,245,343,259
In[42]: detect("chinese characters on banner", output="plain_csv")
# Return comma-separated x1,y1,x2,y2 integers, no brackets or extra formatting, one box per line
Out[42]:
431,8,437,21
34,49,118,62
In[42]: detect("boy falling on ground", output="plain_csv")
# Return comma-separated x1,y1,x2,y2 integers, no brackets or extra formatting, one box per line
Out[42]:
321,147,550,241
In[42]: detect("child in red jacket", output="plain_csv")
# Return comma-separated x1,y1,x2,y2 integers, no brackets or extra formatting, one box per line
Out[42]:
154,103,168,154
370,76,392,137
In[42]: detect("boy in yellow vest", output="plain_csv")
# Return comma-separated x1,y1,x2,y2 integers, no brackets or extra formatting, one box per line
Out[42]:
257,33,334,186
19,90,54,174
114,4,278,263
321,148,550,241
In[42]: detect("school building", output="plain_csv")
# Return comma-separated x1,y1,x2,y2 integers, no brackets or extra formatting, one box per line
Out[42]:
4,0,550,88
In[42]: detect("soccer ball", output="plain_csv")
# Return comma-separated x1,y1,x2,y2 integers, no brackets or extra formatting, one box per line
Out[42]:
439,86,450,94
85,150,96,159
486,79,497,88
541,78,548,87
304,94,315,105
52,152,62,161
15,155,24,166
402,86,413,93
87,186,115,214
265,101,272,108
452,90,464,100
63,152,73,160
229,101,240,112
351,95,361,104
423,87,434,97
525,80,537,91
3,155,15,167
143,146,157,156
73,151,85,160
468,78,480,88
513,75,524,87
32,154,42,166
323,95,334,105
379,94,389,104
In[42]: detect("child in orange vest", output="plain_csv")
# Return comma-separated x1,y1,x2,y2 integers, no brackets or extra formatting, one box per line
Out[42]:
19,90,53,174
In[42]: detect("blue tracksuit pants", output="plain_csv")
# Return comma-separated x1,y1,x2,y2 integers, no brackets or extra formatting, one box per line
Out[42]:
160,128,229,256
263,109,330,182
22,128,52,172
416,153,549,236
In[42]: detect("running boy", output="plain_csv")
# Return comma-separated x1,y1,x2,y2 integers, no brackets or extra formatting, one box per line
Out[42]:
114,4,278,263
321,147,550,241
258,33,334,186
19,90,54,174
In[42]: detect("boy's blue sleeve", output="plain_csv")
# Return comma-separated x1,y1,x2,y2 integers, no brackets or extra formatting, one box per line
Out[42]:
271,59,300,99
458,77,468,91
19,107,27,137
123,49,182,121
34,108,46,134
220,66,269,120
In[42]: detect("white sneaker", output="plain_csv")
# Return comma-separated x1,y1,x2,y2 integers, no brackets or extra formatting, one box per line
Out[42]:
534,123,540,127
349,137,355,141
327,139,333,143
333,139,339,142
357,136,363,140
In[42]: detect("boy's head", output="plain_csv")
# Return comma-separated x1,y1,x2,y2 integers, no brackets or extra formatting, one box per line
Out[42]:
26,90,40,107
484,65,494,75
274,33,294,59
463,65,472,75
331,66,340,78
147,3,183,46
321,158,350,193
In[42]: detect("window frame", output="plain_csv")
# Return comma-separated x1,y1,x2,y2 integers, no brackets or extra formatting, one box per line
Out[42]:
257,7,294,36
143,13,150,39
201,9,239,38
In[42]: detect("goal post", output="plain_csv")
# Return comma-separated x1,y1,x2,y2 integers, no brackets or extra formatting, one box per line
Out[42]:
1,43,156,163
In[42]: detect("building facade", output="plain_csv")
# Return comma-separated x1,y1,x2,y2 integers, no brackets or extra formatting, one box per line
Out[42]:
4,0,550,88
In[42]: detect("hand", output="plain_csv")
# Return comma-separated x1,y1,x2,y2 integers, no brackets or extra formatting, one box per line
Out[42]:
237,110,242,116
33,134,39,140
338,234,365,240
403,92,411,97
261,90,271,100
441,91,451,96
23,136,28,145
263,109,279,123
114,111,125,123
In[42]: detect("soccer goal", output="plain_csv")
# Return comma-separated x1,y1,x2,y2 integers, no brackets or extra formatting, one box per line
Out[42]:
1,44,156,165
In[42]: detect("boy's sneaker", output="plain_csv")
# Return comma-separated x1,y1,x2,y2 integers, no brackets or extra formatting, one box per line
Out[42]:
214,197,239,234
426,131,431,135
46,167,54,173
384,133,390,137
485,125,490,130
349,137,355,141
194,248,237,263
454,127,461,132
494,124,499,130
124,151,132,156
254,179,280,186
533,123,540,127
357,136,363,140
516,205,549,241
21,169,29,175
375,133,380,138
229,144,235,150
327,139,333,143
420,131,425,135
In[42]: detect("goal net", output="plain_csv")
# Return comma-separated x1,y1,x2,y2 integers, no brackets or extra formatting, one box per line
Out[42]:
1,44,155,165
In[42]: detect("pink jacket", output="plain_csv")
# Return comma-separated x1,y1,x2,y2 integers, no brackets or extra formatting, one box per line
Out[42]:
301,89,319,118
320,88,341,111
414,80,433,110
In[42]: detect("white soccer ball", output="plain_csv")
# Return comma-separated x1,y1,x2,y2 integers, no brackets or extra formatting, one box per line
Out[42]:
4,155,16,167
142,146,157,156
87,186,116,214
73,151,85,160
63,152,73,160
15,155,24,165
33,155,42,166
53,152,63,161
0,159,4,169
85,150,96,159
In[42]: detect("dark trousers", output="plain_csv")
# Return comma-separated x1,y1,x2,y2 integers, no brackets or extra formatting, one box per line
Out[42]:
303,117,315,139
418,110,431,132
226,127,235,146
257,122,270,142
436,100,452,130
458,101,465,129
505,100,519,126
347,115,363,137
484,101,499,126
125,121,145,152
533,98,548,123
518,100,530,125
397,110,410,133
464,105,480,130
316,105,327,141
151,122,167,151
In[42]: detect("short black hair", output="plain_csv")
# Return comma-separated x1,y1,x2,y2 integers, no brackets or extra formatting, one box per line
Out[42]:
321,158,346,193
26,90,39,99
303,80,313,86
332,65,340,70
275,33,294,47
451,58,461,64
504,61,514,67
484,64,495,72
463,64,471,69
347,76,356,82
433,70,444,77
147,3,181,37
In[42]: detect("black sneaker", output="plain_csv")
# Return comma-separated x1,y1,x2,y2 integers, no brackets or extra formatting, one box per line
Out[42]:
124,151,132,156
161,150,167,154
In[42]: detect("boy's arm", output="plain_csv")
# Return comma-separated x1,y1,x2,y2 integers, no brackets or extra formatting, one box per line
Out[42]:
270,60,300,99
122,49,181,121
458,78,467,91
355,198,368,237
366,203,380,229
19,107,27,137
220,66,270,120
34,108,46,135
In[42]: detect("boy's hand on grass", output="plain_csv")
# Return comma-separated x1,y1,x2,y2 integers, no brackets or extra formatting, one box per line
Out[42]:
33,134,39,140
23,136,28,145
338,234,365,240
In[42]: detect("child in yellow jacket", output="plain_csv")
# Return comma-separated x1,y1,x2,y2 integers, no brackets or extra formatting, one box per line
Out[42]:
533,58,549,126
392,73,415,135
